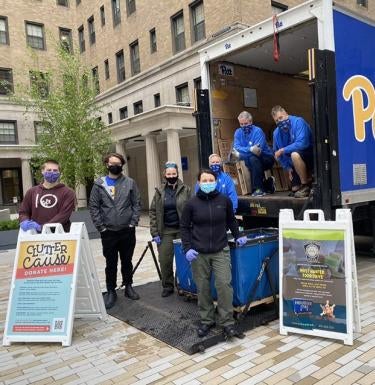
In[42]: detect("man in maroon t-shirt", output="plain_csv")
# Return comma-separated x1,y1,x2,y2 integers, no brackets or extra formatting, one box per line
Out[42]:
19,160,76,232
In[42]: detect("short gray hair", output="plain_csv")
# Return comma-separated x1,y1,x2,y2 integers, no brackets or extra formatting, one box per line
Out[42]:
271,105,286,117
237,111,253,121
208,153,221,164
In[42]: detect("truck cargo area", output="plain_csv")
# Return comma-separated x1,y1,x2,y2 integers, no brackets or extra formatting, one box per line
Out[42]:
207,19,318,220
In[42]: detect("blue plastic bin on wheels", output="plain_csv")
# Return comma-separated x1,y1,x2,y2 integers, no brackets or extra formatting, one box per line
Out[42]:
173,228,279,306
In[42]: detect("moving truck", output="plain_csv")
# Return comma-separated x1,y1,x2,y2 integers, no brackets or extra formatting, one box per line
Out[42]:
195,0,375,247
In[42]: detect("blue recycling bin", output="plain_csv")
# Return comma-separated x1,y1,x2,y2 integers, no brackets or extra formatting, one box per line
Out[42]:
173,228,279,306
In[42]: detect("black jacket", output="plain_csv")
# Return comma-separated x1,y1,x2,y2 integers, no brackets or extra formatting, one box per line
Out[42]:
180,190,240,253
89,175,141,232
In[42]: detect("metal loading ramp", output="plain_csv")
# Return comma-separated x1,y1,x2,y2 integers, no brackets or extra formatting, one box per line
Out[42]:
106,281,278,355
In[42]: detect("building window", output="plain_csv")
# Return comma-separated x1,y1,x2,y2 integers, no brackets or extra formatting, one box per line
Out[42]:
92,66,99,94
116,49,125,83
112,0,121,26
357,0,368,7
108,112,113,124
88,16,95,45
59,27,72,52
133,101,143,115
150,28,157,53
119,106,128,120
34,121,44,143
271,1,288,14
100,5,106,26
0,16,9,45
57,0,69,6
176,83,190,106
130,40,140,75
30,71,49,98
154,93,161,108
0,121,17,144
0,68,13,94
126,0,136,15
104,59,110,79
191,1,205,43
171,12,185,53
78,25,85,53
25,22,45,50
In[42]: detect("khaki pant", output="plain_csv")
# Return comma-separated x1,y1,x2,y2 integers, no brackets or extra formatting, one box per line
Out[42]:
191,247,234,327
157,227,179,288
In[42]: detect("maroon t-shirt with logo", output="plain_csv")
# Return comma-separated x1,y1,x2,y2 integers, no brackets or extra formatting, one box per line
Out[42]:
19,183,76,232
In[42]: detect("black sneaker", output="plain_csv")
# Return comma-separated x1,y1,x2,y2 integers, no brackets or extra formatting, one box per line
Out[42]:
161,287,174,297
197,322,215,338
223,324,239,339
105,290,117,309
124,284,140,300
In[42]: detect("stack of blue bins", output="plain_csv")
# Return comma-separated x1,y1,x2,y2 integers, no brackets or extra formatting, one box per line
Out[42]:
173,228,279,307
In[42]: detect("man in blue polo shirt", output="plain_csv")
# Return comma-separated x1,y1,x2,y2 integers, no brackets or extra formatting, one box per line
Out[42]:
194,153,238,212
271,105,313,198
233,111,275,196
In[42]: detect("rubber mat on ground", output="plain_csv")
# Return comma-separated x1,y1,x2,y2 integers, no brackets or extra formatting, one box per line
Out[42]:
106,280,278,355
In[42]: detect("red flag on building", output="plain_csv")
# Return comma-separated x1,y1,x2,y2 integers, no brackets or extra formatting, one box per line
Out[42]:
273,15,280,62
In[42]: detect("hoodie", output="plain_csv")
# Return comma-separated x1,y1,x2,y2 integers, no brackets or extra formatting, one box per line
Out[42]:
19,183,76,231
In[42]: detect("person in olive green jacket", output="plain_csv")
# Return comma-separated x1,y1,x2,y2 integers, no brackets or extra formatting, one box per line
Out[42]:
149,161,191,297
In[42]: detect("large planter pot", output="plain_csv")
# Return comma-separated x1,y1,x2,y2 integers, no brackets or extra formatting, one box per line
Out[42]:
0,229,19,251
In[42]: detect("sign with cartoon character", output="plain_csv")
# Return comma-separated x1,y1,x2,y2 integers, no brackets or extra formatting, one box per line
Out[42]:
279,209,360,345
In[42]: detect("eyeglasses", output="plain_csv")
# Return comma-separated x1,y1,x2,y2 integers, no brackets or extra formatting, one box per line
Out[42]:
165,162,177,169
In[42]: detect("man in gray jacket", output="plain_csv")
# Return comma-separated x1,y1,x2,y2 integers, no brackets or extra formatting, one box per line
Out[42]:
89,152,141,309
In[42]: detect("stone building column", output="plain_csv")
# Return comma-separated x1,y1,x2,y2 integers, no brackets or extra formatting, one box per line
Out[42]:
21,159,33,197
115,140,129,175
144,133,161,206
166,129,183,181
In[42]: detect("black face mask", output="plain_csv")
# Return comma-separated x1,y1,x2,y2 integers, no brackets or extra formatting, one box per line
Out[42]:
166,176,178,185
108,165,123,175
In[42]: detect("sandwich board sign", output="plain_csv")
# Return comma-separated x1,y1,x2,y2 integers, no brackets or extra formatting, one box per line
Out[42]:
3,222,106,347
279,209,360,345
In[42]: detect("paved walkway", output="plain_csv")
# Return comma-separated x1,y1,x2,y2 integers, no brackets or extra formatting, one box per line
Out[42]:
1,224,375,385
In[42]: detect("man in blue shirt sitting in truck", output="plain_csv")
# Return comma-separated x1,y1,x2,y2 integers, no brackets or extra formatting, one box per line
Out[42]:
233,111,275,196
194,153,238,212
271,105,313,198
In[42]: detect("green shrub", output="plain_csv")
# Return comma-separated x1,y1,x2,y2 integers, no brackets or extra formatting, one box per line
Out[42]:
0,219,19,231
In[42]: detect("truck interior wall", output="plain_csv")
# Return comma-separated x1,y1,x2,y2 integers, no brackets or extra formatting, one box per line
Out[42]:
209,62,312,148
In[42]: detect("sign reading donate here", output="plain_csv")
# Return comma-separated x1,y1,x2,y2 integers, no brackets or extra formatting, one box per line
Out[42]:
7,240,77,336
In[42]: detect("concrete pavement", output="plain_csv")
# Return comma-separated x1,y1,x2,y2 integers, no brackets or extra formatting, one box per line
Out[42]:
1,223,375,385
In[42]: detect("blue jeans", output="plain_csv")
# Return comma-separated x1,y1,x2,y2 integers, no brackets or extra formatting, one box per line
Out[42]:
241,153,275,191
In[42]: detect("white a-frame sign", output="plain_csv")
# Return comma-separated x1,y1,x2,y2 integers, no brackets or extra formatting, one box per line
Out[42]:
3,222,107,347
279,209,360,345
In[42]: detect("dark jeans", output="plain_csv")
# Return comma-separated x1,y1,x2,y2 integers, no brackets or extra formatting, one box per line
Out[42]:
101,227,136,291
242,153,275,191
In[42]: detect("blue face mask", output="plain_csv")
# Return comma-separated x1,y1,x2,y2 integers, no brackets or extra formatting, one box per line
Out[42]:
200,182,217,194
209,164,221,174
43,171,60,183
242,124,253,134
277,118,291,131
